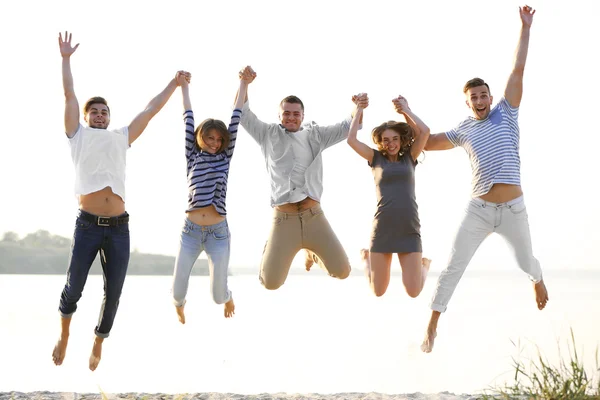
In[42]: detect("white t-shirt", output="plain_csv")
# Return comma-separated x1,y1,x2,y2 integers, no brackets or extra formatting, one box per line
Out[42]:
68,124,130,201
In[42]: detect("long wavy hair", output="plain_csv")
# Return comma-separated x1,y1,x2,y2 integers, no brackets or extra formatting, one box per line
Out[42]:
371,121,415,160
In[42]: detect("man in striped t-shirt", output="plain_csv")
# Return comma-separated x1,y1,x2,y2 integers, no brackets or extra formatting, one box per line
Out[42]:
420,5,549,353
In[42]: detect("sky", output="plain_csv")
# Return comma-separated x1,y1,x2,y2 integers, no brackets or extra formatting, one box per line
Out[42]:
1,0,599,270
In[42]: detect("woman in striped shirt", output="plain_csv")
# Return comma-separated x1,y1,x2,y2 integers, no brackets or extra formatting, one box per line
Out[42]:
171,70,252,323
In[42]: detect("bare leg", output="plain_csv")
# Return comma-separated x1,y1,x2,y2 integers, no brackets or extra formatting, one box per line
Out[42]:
175,304,186,324
89,336,103,371
534,280,549,310
52,316,72,366
398,253,432,298
368,252,393,297
421,310,440,353
224,297,235,318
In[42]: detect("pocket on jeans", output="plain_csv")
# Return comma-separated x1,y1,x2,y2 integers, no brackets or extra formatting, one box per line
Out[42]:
508,201,527,215
212,226,229,240
273,217,283,226
118,224,130,235
76,217,92,230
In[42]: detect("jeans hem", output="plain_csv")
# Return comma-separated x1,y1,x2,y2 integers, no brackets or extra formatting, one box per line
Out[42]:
59,310,75,318
94,329,109,339
430,302,447,313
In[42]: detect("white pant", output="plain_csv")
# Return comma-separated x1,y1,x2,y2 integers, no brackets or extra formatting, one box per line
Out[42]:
430,196,543,313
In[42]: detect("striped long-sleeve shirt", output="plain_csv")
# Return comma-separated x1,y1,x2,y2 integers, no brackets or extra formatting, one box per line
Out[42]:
184,109,242,215
445,98,521,198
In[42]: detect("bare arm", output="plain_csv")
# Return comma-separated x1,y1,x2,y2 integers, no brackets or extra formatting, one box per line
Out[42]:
424,133,453,151
58,32,80,137
347,94,373,162
234,67,254,110
505,5,535,108
393,96,430,161
128,73,181,145
178,71,192,111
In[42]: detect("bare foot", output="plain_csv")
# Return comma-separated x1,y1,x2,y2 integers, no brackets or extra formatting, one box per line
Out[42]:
422,257,432,273
52,334,69,366
534,280,549,310
304,250,315,271
421,329,437,353
89,337,103,371
224,297,235,318
360,249,371,282
175,304,186,324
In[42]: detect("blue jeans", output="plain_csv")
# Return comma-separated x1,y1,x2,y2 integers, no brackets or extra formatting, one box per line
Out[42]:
172,218,232,307
58,210,130,338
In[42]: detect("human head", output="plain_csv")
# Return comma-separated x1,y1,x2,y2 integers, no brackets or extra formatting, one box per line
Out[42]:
463,78,493,120
371,121,414,159
278,95,304,132
195,118,230,154
83,96,111,129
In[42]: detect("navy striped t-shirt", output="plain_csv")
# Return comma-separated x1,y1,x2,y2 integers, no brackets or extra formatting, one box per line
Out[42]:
184,109,242,215
446,98,520,197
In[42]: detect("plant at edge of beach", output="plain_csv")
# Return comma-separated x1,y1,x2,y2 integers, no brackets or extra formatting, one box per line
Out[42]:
481,328,600,400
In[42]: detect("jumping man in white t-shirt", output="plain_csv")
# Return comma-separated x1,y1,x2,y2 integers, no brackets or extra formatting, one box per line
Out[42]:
51,31,183,371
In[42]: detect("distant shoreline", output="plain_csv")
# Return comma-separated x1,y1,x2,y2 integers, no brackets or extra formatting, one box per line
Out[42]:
0,392,476,400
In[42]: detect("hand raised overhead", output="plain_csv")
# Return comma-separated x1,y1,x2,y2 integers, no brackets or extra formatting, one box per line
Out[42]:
239,66,257,84
519,5,535,27
352,93,369,109
176,70,191,86
58,31,79,58
392,95,410,113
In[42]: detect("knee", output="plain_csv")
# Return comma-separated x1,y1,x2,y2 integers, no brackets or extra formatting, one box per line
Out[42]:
406,287,422,298
260,275,284,290
332,265,351,280
211,289,230,305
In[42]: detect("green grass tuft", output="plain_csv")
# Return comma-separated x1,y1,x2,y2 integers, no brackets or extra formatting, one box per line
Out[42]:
482,328,600,400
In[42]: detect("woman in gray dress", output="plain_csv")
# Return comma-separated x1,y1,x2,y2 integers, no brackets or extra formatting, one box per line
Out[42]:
347,94,431,298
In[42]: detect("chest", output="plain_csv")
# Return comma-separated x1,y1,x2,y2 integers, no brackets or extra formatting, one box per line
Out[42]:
372,156,415,186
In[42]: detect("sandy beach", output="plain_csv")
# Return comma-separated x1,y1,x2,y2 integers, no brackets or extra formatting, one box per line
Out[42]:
0,393,477,400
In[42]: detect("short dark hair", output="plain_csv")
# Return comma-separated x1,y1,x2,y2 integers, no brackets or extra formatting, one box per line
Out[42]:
83,96,110,116
463,78,490,95
371,121,414,159
279,95,304,111
195,118,230,154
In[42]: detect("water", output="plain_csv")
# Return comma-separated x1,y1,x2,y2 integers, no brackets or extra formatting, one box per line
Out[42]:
0,269,598,395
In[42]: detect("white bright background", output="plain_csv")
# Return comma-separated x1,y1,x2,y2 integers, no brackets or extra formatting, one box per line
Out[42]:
1,0,599,271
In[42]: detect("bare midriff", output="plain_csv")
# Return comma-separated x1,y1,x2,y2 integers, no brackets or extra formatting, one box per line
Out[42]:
187,205,225,226
79,187,125,216
479,183,523,203
275,197,319,213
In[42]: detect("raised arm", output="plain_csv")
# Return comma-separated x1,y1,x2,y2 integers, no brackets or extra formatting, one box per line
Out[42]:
504,5,535,108
234,66,270,144
347,93,373,162
178,71,192,111
392,95,430,161
58,31,80,137
128,72,181,145
234,67,254,110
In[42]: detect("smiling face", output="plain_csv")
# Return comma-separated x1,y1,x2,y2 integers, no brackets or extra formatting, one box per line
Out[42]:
279,102,304,132
199,129,224,154
381,129,401,156
465,85,493,120
84,103,110,129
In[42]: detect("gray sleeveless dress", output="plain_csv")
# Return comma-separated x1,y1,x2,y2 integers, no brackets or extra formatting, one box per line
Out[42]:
368,150,422,253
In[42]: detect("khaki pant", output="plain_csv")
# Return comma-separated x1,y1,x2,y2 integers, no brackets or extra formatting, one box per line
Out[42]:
260,205,351,289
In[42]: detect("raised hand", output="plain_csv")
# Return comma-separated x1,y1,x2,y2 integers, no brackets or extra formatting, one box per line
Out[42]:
58,31,79,58
352,93,369,109
519,5,535,27
392,95,410,114
176,70,191,87
239,66,257,84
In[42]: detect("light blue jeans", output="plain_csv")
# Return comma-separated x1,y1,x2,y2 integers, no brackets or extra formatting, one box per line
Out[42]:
430,196,543,313
172,218,232,307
